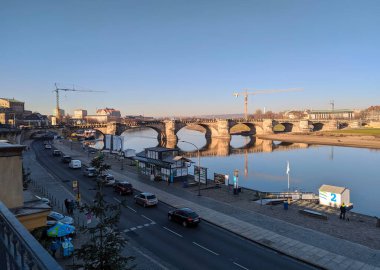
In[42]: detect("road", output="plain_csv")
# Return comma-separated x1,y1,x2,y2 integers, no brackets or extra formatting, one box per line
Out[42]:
32,140,317,270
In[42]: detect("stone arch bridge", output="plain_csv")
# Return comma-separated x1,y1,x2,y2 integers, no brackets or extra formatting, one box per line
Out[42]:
69,118,364,144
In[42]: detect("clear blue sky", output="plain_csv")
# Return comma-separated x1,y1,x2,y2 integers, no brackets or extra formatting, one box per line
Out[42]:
1,0,379,117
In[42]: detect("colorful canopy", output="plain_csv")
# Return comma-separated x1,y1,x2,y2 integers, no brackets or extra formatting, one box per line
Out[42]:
47,222,75,237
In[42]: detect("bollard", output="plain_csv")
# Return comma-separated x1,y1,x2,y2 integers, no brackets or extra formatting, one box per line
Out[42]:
376,217,380,228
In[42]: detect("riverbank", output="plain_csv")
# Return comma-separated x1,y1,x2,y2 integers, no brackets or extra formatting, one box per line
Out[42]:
257,133,380,149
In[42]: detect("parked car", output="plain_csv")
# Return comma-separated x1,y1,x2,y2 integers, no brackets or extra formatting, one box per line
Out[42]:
61,155,72,163
113,181,133,195
134,192,158,207
69,159,82,169
168,207,200,227
52,150,62,156
83,167,97,177
35,195,51,206
47,211,74,226
44,144,52,149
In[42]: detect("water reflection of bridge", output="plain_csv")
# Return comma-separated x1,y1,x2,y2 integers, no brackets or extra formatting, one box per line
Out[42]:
164,137,313,157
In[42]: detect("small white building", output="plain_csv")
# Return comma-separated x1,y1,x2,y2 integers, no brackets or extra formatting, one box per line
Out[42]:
319,184,350,208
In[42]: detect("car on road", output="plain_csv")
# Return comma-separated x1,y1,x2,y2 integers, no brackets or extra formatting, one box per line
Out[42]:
134,192,158,207
52,150,62,156
44,144,52,149
113,181,133,195
168,207,200,227
61,155,72,163
46,211,74,226
69,159,82,169
83,167,97,177
99,174,116,186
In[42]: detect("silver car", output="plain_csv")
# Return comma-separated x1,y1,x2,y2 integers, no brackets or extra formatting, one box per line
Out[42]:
134,192,158,207
46,211,74,226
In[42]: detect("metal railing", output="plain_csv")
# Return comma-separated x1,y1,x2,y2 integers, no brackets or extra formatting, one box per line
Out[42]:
0,201,62,270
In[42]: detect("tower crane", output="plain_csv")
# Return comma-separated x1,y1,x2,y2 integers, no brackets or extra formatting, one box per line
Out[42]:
53,83,104,122
233,88,303,120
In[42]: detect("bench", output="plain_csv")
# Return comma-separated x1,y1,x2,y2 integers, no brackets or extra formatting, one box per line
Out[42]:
299,209,328,220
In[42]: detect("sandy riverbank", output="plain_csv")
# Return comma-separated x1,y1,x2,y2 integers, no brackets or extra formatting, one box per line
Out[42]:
257,133,380,149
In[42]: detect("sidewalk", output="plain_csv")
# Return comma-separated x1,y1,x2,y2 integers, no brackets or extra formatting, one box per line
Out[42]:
54,140,380,270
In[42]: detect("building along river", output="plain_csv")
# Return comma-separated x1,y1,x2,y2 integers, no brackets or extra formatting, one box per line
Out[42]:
116,127,380,217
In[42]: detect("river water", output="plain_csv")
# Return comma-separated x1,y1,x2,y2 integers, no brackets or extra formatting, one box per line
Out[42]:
111,127,379,217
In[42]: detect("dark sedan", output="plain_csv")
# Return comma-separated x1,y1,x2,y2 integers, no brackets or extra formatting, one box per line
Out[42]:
61,155,72,163
113,181,133,195
168,207,200,227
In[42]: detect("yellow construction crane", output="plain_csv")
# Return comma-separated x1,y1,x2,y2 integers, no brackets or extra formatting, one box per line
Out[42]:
233,88,303,120
53,83,104,122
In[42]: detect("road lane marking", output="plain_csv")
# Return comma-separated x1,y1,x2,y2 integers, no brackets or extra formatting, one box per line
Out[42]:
127,206,137,213
129,245,170,270
192,242,219,255
233,262,249,270
141,215,155,224
130,227,136,231
113,197,121,203
163,227,183,238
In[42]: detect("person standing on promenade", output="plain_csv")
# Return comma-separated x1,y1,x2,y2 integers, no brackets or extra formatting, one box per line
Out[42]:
64,199,69,214
340,202,346,220
50,239,59,258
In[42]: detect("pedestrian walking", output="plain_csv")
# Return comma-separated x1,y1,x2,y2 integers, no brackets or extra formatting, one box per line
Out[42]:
69,199,75,214
50,239,59,258
340,202,346,220
64,199,69,214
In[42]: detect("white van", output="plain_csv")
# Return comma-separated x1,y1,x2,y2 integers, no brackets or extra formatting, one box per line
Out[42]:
69,160,82,169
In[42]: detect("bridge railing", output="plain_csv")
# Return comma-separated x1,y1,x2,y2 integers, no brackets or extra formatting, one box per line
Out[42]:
0,201,62,270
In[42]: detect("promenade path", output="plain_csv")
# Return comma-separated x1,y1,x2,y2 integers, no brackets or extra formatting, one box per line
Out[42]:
52,140,380,270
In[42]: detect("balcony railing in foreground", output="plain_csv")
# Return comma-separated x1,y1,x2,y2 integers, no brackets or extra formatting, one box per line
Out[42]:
0,201,62,270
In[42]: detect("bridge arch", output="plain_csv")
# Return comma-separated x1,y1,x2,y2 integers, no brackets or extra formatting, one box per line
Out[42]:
274,122,295,133
230,123,255,136
312,122,324,132
176,123,217,139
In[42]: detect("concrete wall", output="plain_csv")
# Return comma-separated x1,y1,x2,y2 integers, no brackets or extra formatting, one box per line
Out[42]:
0,145,24,209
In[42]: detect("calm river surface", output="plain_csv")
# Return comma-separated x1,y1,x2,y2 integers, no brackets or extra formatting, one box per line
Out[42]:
116,127,379,217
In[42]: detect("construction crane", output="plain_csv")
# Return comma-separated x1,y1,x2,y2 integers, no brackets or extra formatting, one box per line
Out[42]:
233,88,303,120
53,83,104,122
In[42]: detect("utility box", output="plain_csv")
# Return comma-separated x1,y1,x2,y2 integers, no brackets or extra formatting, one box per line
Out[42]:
319,185,350,208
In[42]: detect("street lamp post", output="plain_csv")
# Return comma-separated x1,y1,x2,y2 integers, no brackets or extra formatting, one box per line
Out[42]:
116,136,124,170
179,140,201,196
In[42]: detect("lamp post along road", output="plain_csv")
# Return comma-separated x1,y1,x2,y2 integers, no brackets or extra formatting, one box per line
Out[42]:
179,140,201,196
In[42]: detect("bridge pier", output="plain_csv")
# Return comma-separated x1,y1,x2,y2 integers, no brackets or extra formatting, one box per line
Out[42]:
216,119,231,139
299,120,312,133
322,120,339,131
164,120,178,145
106,122,118,135
262,119,274,134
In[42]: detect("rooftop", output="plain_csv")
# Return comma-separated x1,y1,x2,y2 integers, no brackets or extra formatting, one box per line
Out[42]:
319,184,348,194
0,98,24,103
309,109,353,113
